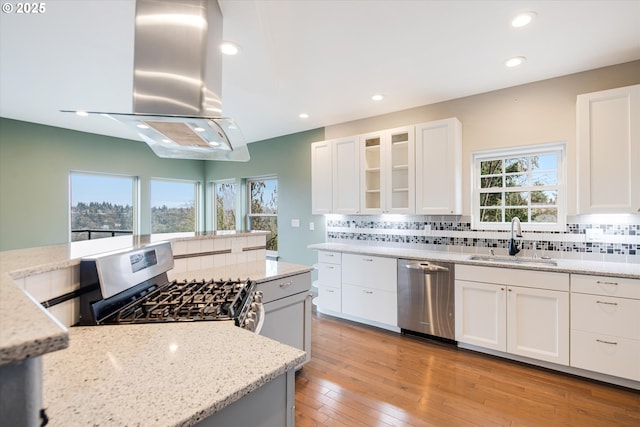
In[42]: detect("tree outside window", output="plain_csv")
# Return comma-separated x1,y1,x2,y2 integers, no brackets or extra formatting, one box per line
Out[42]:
247,177,278,253
214,180,236,230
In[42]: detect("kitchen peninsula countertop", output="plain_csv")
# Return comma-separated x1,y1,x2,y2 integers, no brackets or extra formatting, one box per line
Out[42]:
42,322,305,427
0,230,275,366
169,259,312,283
309,242,640,279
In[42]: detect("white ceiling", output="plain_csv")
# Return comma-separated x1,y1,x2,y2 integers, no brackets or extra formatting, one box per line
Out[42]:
1,0,639,145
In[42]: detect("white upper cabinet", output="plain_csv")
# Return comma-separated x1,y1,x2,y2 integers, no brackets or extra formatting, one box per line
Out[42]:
359,126,415,214
333,136,360,214
577,84,640,214
415,118,462,215
310,140,333,214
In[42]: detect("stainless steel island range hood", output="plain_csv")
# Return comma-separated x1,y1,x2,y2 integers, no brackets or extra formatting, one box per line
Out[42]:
64,0,249,161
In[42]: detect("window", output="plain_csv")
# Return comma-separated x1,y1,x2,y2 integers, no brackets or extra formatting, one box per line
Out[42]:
472,143,566,231
70,172,136,241
150,179,199,233
213,180,237,231
247,177,278,254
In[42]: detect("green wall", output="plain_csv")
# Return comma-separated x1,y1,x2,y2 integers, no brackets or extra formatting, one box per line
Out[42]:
0,117,325,267
0,118,205,250
205,128,326,267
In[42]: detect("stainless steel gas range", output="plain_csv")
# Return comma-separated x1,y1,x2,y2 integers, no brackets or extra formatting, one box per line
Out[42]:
75,241,264,333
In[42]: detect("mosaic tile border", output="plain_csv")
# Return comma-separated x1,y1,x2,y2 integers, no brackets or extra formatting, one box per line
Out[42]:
325,215,640,263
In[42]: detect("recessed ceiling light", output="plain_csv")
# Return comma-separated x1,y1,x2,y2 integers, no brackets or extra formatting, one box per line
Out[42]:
75,111,89,117
505,56,526,67
194,127,205,132
372,94,384,101
220,41,239,55
299,113,309,119
162,139,171,143
137,123,149,129
512,11,536,28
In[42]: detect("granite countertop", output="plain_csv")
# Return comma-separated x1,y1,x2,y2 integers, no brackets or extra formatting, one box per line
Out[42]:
309,242,640,279
42,322,306,427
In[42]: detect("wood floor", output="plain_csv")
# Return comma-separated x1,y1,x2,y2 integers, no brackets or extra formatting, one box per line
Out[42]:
295,313,640,427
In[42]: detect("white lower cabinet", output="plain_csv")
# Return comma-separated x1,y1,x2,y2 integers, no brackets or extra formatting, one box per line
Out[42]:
570,274,640,381
506,285,569,364
341,284,397,326
455,265,569,366
315,251,342,313
455,280,506,351
341,253,398,329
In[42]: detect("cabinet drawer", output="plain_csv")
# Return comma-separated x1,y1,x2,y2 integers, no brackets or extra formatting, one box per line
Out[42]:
571,329,640,381
342,284,397,326
318,285,341,312
258,272,311,304
318,250,341,265
317,263,341,286
456,265,569,292
342,253,397,291
571,274,640,299
571,293,640,339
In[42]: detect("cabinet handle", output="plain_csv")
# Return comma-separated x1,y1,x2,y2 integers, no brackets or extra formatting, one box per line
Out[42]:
500,287,505,291
279,281,293,288
363,290,374,294
596,300,618,306
596,339,618,345
326,289,334,293
596,280,619,286
326,253,334,257
363,258,373,262
326,266,335,269
508,288,512,292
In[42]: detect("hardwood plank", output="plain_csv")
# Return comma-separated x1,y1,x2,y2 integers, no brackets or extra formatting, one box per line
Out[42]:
296,313,640,427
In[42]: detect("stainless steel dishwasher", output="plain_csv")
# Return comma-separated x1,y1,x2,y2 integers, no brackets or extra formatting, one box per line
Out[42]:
397,259,455,341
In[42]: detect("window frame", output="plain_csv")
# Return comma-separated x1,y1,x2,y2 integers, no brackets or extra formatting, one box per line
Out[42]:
471,142,567,231
150,178,201,234
69,171,139,241
246,176,278,258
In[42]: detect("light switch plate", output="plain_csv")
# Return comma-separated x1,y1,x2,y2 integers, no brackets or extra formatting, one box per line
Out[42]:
291,219,300,228
309,222,315,231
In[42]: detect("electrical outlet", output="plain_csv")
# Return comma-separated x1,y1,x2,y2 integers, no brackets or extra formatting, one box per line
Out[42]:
424,224,432,235
586,228,603,242
291,219,300,228
309,222,315,231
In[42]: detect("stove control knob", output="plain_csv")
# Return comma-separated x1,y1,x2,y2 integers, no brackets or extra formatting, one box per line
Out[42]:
247,311,257,321
253,291,263,303
251,302,260,312
245,318,255,331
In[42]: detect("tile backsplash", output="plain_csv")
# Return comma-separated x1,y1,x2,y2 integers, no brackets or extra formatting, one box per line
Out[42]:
326,215,640,264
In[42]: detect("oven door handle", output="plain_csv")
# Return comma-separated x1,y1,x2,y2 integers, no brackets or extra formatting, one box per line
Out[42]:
254,303,265,335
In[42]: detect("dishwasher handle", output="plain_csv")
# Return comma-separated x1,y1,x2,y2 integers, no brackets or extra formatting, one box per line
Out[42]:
405,263,449,273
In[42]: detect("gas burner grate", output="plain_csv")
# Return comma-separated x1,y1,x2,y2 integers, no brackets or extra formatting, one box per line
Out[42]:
102,279,254,324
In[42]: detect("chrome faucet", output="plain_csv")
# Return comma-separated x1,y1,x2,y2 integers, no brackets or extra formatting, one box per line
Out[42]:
508,217,522,256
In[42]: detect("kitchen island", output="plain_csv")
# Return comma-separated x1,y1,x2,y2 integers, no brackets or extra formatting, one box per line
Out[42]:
42,322,305,427
0,232,310,426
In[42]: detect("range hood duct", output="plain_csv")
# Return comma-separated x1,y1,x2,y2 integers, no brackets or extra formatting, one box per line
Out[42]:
65,0,249,161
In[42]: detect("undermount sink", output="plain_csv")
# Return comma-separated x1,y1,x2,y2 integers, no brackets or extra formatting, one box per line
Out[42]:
468,254,558,266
